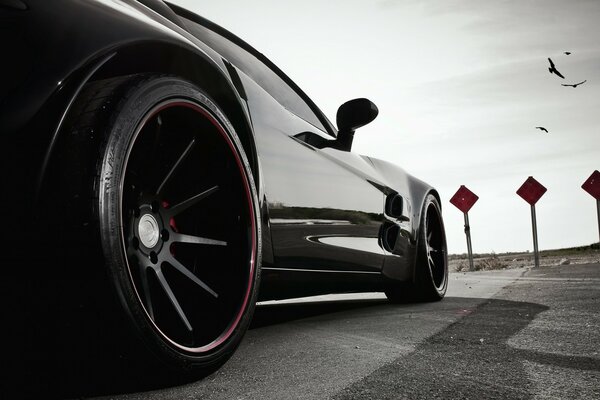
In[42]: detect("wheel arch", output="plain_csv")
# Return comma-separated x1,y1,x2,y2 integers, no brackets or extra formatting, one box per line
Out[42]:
414,188,444,258
36,40,276,275
38,41,260,195
407,182,444,278
429,189,442,211
407,176,437,231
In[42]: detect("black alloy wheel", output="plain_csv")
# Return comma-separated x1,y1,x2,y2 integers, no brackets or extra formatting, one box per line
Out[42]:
385,194,447,302
69,75,261,374
419,195,448,299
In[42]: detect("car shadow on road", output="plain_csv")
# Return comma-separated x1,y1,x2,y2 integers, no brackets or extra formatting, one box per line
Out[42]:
4,286,598,400
1,280,387,399
1,272,187,400
333,297,600,399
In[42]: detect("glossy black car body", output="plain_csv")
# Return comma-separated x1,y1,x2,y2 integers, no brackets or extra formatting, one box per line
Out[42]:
1,0,447,384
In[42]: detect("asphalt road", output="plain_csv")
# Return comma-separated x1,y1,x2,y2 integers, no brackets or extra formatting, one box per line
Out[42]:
90,263,600,400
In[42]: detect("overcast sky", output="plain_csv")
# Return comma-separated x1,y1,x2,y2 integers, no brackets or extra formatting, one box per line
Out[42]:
171,0,600,254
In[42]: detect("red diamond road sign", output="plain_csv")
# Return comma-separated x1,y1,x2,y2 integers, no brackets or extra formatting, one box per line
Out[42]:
582,170,600,200
450,185,479,213
517,176,547,205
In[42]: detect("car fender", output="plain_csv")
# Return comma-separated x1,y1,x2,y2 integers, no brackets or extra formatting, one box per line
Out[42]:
1,0,269,262
367,156,440,281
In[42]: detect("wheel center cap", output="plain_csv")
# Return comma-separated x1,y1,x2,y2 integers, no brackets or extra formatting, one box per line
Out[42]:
138,213,160,248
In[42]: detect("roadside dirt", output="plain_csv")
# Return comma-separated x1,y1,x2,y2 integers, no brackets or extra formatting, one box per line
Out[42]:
449,249,600,272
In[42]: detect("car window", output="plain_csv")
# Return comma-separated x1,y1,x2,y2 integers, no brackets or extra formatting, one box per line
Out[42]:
181,16,334,135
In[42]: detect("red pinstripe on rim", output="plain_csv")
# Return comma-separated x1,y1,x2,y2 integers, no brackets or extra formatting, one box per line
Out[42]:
120,99,257,353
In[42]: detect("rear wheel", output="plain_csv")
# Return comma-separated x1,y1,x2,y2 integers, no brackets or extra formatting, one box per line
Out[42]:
71,75,261,375
385,194,447,302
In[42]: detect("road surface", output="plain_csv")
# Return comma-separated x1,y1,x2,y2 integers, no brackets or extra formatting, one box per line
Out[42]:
91,263,600,400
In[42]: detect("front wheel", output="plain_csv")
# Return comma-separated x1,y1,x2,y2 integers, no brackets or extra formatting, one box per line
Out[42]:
71,75,261,375
385,194,447,302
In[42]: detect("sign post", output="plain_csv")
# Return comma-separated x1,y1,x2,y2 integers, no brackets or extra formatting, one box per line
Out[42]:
516,177,547,268
450,185,479,271
581,170,600,243
530,204,540,269
463,212,474,271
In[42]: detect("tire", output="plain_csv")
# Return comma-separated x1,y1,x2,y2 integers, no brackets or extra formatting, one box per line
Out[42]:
66,74,261,375
385,194,447,302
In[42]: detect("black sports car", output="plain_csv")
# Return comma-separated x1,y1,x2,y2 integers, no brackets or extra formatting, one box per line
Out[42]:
1,0,447,380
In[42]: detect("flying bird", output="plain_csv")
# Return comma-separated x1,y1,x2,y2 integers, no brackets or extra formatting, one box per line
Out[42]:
547,58,565,79
561,80,587,88
564,51,571,55
535,126,548,133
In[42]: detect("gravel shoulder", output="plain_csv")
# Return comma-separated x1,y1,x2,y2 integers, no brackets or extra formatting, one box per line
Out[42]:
449,248,600,272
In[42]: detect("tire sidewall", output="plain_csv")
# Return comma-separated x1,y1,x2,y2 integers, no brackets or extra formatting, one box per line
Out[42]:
97,76,261,370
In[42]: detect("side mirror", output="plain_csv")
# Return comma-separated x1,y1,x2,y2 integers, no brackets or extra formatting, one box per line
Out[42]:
334,98,378,151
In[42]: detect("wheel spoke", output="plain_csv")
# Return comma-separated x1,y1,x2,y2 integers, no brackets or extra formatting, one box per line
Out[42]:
140,264,155,321
428,254,436,269
156,138,196,195
167,185,219,217
172,232,227,247
155,268,193,332
425,240,435,254
165,255,219,298
128,252,156,320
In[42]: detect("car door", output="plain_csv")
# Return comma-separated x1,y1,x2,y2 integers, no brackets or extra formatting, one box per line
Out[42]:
232,62,387,273
249,85,386,273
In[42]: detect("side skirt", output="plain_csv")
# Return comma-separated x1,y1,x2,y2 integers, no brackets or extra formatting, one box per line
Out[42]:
258,267,385,301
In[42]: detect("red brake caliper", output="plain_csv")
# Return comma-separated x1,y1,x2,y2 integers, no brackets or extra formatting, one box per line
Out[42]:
162,200,178,256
